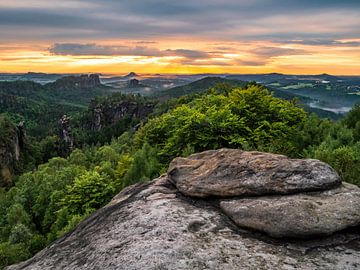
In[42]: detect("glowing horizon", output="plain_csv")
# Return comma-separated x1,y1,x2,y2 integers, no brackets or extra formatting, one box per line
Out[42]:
0,1,359,75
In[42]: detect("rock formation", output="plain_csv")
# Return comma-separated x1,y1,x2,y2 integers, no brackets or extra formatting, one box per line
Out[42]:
59,115,74,155
0,120,25,187
90,101,154,131
7,149,360,269
50,74,101,90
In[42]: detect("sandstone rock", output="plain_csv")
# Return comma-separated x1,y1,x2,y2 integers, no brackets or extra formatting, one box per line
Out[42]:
168,148,341,198
220,182,360,238
0,119,25,187
89,100,154,131
49,74,101,90
59,115,74,155
7,177,360,270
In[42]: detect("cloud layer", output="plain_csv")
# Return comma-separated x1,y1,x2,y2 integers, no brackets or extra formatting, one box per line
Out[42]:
1,0,360,42
0,1,359,74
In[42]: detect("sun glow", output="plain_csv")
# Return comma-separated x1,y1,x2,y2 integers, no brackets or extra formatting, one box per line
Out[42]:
0,39,359,75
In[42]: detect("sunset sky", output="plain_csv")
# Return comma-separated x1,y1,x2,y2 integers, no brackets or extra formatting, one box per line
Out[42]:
0,0,360,75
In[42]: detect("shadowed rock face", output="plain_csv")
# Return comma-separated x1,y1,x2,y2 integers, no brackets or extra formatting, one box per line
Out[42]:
59,115,74,155
168,149,341,198
0,121,25,187
89,100,154,131
50,74,101,90
7,149,360,270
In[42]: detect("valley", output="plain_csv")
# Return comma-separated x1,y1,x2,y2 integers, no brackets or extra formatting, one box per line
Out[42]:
3,72,359,120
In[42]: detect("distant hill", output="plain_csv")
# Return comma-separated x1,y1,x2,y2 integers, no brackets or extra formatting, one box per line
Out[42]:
124,72,139,79
154,77,247,98
47,74,101,90
152,76,343,119
0,74,110,136
268,87,342,119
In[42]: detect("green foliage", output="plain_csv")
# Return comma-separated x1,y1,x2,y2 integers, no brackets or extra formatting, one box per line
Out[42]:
9,224,32,245
155,76,247,98
0,115,17,144
343,104,360,129
0,80,108,138
138,84,306,162
62,171,114,215
0,115,18,187
122,143,161,187
0,242,31,269
6,203,31,227
298,104,360,186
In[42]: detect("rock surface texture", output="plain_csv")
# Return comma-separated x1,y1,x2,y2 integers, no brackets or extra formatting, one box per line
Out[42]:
59,115,74,155
7,149,360,270
89,100,154,131
221,183,360,238
168,149,341,198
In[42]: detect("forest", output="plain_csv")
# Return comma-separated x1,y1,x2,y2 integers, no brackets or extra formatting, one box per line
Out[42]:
1,82,360,268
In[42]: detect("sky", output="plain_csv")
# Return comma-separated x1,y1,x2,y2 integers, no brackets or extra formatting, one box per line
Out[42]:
0,0,360,75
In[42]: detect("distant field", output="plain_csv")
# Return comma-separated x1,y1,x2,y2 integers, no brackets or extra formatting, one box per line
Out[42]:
58,101,88,109
267,82,281,87
281,83,314,90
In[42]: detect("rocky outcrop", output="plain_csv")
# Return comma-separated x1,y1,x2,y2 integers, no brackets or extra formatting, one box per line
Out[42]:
50,74,101,90
0,120,25,187
168,149,341,198
90,101,154,131
7,149,360,269
59,115,74,155
220,182,360,238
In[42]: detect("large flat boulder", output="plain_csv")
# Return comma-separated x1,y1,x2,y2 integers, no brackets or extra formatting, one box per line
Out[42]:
220,182,360,238
168,148,341,198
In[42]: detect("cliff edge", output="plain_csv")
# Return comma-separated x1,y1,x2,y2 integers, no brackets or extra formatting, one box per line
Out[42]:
7,149,360,269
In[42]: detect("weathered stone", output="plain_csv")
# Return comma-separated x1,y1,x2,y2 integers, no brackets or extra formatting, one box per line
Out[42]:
59,115,74,155
7,177,360,270
168,148,341,198
50,74,101,90
220,182,360,238
89,100,154,131
0,119,25,187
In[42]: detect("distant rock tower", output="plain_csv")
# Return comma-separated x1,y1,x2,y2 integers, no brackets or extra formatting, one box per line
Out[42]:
128,78,140,88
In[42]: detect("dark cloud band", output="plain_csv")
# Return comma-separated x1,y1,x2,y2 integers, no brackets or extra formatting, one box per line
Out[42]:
0,1,359,42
